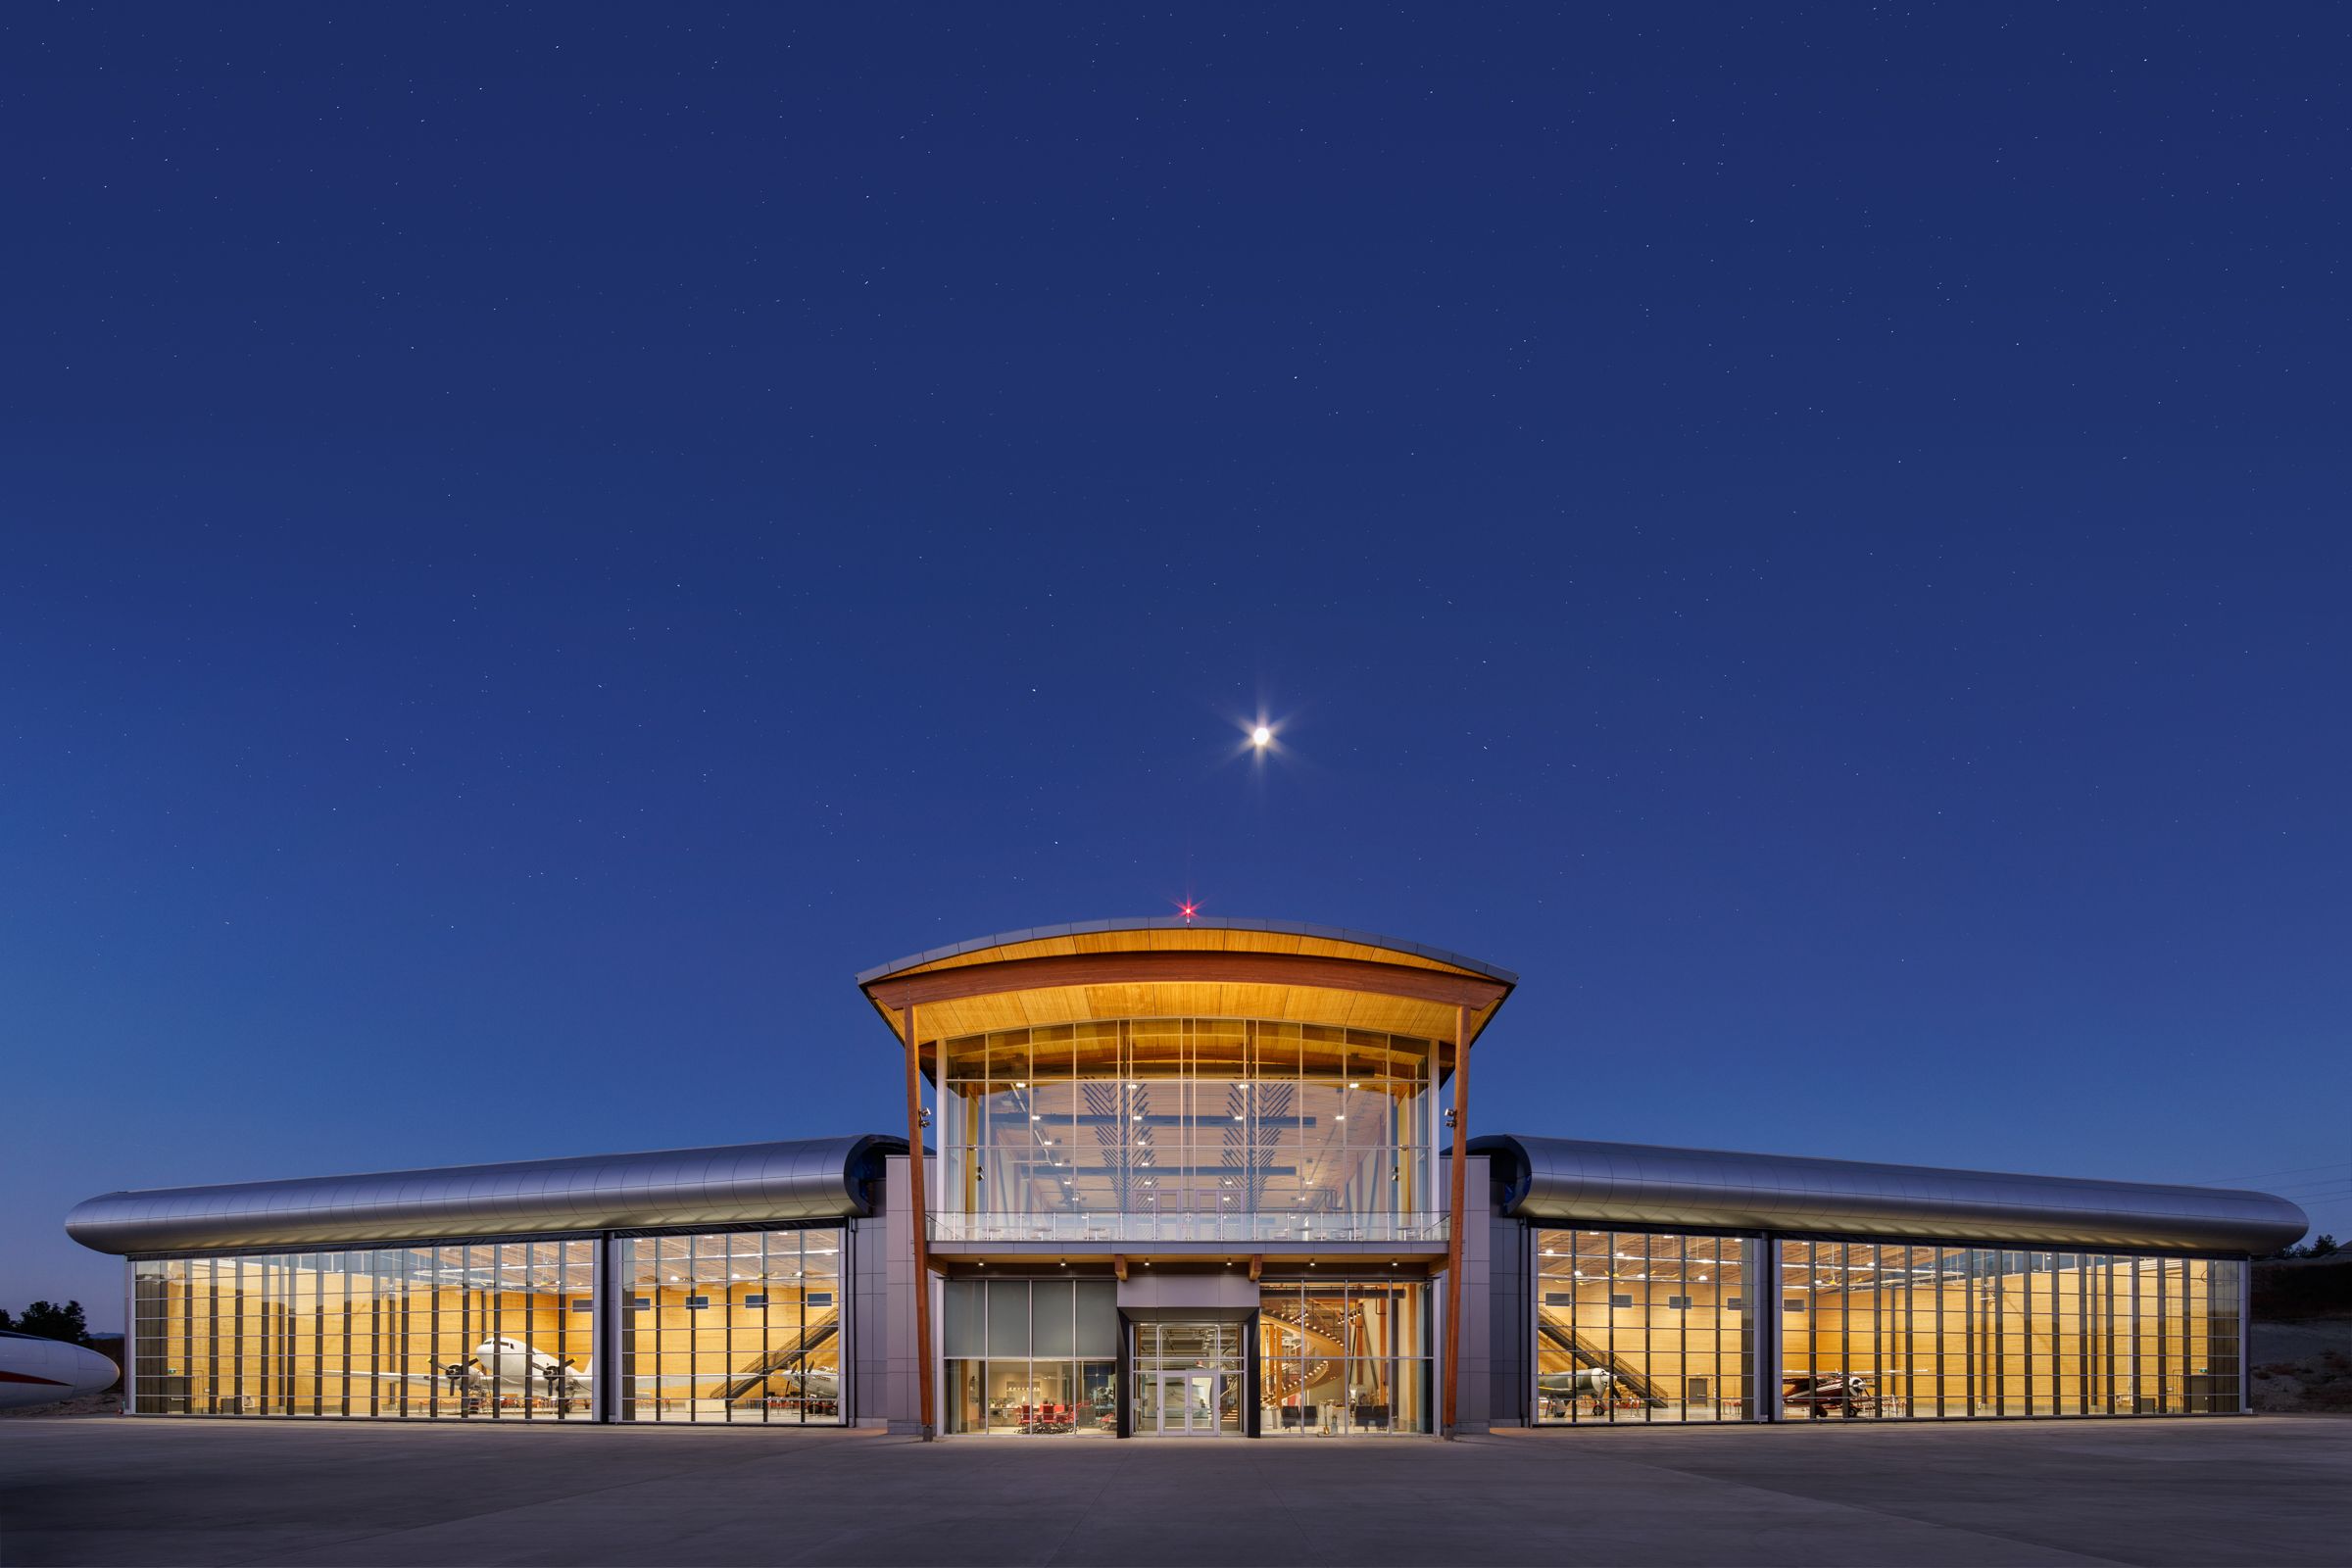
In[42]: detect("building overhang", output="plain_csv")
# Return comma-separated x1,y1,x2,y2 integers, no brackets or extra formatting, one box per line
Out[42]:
1474,1133,2309,1256
858,918,1516,1056
66,1135,907,1256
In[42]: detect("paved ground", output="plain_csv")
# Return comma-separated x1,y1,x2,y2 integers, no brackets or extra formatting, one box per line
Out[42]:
3,1417,2347,1566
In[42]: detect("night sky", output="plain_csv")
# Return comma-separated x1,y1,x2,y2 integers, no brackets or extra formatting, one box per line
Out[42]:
6,6,2347,1322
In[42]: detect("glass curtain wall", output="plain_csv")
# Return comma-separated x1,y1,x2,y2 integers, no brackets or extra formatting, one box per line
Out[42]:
942,1277,1119,1434
1534,1230,1750,1424
936,1019,1444,1244
1258,1278,1431,1434
129,1242,595,1418
614,1228,845,1424
1778,1244,2242,1418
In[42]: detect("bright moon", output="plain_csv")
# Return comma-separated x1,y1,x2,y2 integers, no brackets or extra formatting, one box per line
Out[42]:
1250,725,1272,748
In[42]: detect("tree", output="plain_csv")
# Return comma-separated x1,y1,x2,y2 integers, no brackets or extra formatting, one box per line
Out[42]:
11,1300,91,1345
2312,1235,2341,1258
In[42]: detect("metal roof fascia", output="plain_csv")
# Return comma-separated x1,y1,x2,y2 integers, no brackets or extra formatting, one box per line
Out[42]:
1471,1133,2308,1256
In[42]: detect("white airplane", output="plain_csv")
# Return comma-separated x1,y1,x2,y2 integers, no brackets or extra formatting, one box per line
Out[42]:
352,1338,588,1407
0,1330,120,1411
725,1363,839,1406
468,1336,592,1408
1538,1367,1616,1404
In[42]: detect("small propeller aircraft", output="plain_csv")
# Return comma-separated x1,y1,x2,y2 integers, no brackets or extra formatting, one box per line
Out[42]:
406,1338,838,1415
1537,1367,1616,1406
1783,1372,1877,1418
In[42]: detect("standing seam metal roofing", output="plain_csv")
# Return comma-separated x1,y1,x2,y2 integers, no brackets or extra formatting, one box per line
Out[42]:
1471,1134,2307,1255
65,1135,906,1255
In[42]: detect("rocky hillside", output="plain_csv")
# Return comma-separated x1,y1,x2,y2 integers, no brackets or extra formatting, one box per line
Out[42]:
2251,1256,2352,1413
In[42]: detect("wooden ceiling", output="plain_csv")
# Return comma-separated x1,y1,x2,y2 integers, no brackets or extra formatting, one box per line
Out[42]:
858,923,1516,1055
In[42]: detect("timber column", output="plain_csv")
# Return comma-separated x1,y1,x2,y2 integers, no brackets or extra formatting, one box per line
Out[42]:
1441,1000,1473,1438
902,1001,935,1440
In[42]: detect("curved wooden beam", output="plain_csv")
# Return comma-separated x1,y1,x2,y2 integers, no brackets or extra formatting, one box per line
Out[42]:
1443,1000,1472,1439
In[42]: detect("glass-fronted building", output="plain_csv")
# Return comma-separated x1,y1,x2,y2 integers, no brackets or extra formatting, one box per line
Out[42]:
1483,1134,2278,1427
67,918,2307,1436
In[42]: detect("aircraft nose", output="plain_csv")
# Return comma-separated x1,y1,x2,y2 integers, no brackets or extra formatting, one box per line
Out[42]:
70,1344,121,1396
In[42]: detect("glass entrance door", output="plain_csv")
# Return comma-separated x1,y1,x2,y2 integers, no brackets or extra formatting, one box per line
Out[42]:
1148,1371,1223,1435
1132,1321,1245,1436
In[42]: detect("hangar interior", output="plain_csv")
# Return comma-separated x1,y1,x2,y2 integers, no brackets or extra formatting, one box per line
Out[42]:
127,1227,847,1423
132,1243,594,1420
1529,1229,2244,1424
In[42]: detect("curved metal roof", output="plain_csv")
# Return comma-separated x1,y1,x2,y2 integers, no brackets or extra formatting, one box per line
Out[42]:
856,917,1518,986
1472,1134,2307,1255
858,918,1517,1052
67,1134,906,1256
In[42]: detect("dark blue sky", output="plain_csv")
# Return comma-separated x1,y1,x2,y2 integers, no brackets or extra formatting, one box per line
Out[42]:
6,5,2347,1319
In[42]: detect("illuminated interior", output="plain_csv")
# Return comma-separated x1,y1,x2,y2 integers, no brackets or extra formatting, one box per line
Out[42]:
1531,1229,2245,1423
942,1278,1120,1435
131,1243,596,1420
129,1228,847,1424
614,1229,843,1424
936,1019,1446,1244
1257,1277,1430,1435
1777,1243,2242,1418
1535,1230,1751,1424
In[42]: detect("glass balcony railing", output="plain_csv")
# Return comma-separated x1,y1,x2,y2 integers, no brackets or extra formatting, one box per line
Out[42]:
928,1212,1449,1245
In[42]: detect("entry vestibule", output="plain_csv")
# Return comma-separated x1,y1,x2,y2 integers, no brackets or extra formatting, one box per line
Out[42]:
1130,1320,1246,1437
1139,1370,1227,1435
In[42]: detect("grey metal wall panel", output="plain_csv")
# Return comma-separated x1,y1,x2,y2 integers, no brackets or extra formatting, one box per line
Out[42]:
1457,1153,1493,1432
67,1135,906,1255
873,1154,921,1434
1487,1212,1531,1429
1473,1134,2306,1255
